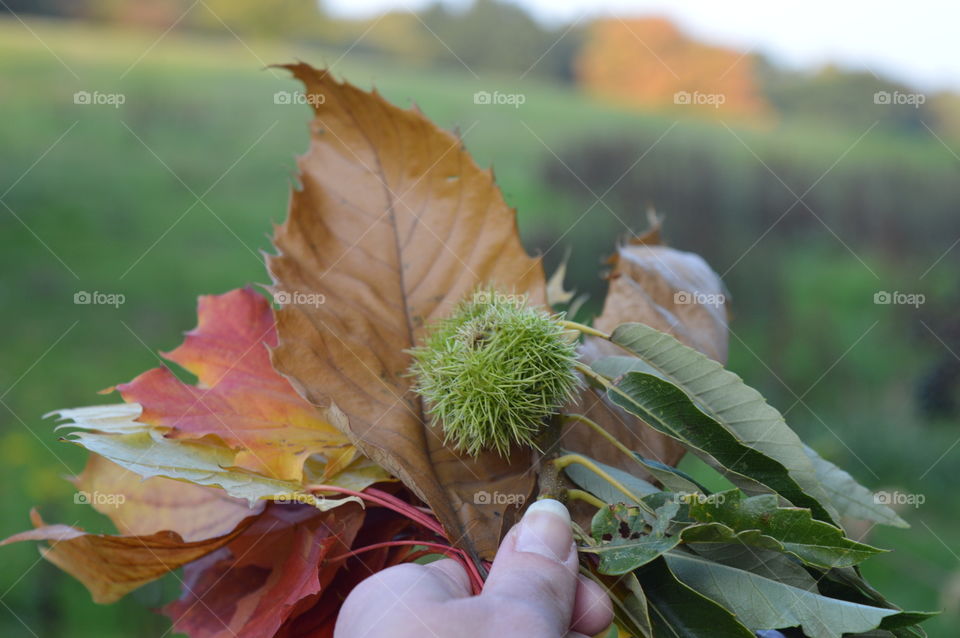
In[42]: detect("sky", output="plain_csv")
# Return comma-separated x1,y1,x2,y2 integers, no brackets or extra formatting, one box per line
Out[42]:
323,0,960,91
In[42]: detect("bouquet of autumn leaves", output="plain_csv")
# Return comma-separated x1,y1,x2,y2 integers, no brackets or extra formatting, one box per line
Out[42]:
3,64,935,638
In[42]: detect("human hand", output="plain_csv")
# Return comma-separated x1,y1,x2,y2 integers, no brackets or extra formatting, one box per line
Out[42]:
335,499,614,638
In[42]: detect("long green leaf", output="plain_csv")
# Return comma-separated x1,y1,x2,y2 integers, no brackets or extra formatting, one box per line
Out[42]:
682,489,885,568
605,369,834,522
634,557,755,637
817,568,934,637
562,453,660,506
600,322,840,522
591,570,654,638
632,453,704,494
687,543,818,591
803,445,908,528
663,551,900,638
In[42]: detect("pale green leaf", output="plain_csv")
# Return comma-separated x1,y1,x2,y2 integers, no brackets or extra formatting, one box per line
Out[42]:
682,489,885,568
664,551,900,638
601,323,839,522
65,429,360,511
49,403,150,435
604,370,834,523
631,453,704,494
586,502,681,575
803,445,908,529
635,557,755,637
562,453,659,506
687,543,818,591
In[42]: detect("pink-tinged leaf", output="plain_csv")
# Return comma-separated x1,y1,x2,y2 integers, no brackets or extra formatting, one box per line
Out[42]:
116,288,361,482
1,509,257,604
74,453,262,542
164,503,364,638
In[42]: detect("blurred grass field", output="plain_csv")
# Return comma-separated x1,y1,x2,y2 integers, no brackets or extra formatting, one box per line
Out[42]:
1,16,957,637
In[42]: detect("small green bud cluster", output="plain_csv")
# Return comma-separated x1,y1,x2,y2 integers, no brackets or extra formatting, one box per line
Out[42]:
409,289,580,456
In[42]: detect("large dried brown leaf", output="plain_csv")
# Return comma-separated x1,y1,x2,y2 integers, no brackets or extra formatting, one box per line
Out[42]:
164,503,364,638
116,288,359,482
564,228,730,473
267,64,545,560
74,453,261,542
1,509,257,603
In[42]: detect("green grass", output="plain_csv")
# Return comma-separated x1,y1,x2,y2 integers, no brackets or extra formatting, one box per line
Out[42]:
1,16,957,637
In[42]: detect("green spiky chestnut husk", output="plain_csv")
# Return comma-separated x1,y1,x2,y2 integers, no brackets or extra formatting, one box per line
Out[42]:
408,290,580,457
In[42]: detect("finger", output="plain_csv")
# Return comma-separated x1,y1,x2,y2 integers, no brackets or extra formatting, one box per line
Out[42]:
482,499,579,636
422,558,474,599
351,562,468,605
335,560,470,637
571,574,614,636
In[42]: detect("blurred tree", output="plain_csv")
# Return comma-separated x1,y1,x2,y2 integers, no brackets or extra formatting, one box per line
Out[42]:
916,313,960,420
930,91,960,144
86,0,183,27
419,0,581,79
70,0,576,78
757,61,938,136
334,10,441,64
62,0,334,38
1,0,87,17
188,0,330,39
575,17,770,119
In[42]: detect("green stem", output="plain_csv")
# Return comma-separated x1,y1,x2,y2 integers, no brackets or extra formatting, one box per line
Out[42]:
567,488,606,510
559,320,610,340
575,361,616,389
563,413,654,477
566,321,661,363
552,452,654,515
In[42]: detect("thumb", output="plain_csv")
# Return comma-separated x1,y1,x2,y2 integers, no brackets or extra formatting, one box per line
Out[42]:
481,499,579,637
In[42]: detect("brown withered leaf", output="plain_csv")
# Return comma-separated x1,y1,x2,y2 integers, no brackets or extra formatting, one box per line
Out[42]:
74,453,261,542
564,223,730,473
116,288,360,483
1,509,257,603
164,503,364,638
267,64,545,560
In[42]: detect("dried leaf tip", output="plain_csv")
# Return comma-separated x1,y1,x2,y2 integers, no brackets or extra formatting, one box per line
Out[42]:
408,288,580,457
